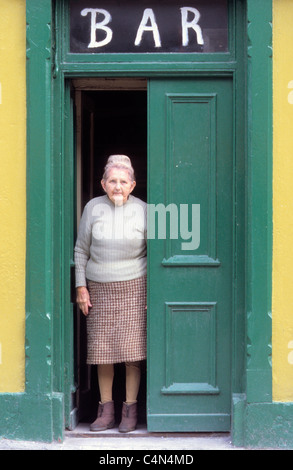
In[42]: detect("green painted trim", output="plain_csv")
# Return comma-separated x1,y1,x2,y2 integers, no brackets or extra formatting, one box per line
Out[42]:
0,0,64,443
25,0,53,395
231,0,246,397
0,393,63,442
244,403,293,449
231,394,246,446
231,0,276,448
147,414,230,433
232,396,293,449
246,0,273,403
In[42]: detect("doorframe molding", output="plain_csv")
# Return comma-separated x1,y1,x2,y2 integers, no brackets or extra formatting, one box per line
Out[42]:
0,0,283,447
54,0,247,434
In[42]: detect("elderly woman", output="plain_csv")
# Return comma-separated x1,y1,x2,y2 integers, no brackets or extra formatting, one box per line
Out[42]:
74,155,147,433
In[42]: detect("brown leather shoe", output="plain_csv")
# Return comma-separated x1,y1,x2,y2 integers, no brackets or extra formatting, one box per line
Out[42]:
90,401,115,432
118,402,137,433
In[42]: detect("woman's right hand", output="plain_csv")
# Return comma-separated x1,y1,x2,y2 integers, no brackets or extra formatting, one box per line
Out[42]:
76,286,92,316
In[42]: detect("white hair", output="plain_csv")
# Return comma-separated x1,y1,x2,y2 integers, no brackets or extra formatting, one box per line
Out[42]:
102,154,135,181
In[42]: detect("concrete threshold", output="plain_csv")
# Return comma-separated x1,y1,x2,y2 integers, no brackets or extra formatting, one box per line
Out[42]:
62,424,239,450
66,423,230,440
0,424,243,450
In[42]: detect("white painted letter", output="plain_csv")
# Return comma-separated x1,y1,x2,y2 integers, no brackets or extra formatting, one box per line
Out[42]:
147,204,178,240
180,204,200,250
135,8,161,48
181,7,204,47
81,8,113,48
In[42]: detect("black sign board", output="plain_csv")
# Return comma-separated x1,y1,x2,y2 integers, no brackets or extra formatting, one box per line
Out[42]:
70,0,228,54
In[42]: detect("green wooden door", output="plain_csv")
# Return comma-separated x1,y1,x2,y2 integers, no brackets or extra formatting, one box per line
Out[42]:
147,77,233,432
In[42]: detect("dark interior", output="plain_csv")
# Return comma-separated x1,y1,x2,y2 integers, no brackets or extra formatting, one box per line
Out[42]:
75,89,148,425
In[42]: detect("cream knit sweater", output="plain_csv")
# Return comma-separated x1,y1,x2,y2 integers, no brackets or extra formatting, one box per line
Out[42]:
74,195,147,286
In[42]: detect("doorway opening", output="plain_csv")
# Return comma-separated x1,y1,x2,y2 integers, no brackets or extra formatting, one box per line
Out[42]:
73,79,148,426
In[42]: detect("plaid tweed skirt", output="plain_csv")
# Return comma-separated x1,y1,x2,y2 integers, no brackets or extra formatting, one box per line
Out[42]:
86,276,147,364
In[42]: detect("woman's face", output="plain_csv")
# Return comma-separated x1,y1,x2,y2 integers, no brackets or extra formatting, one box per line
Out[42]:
101,168,136,206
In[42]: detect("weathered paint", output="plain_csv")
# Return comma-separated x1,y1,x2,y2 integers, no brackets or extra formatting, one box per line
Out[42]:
272,0,293,402
0,0,26,392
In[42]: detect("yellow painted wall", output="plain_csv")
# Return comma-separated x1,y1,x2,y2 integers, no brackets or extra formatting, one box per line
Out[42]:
273,0,293,401
0,0,26,392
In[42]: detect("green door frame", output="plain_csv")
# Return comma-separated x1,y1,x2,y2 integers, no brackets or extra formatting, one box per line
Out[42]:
56,0,246,433
1,0,287,448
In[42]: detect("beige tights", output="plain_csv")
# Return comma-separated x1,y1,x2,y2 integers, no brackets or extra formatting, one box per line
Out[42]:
97,364,114,403
97,361,141,404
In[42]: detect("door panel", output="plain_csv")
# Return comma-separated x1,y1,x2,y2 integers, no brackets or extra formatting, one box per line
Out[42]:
147,78,233,431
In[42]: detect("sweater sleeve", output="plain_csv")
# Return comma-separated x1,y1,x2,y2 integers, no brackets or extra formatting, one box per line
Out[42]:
74,203,92,287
